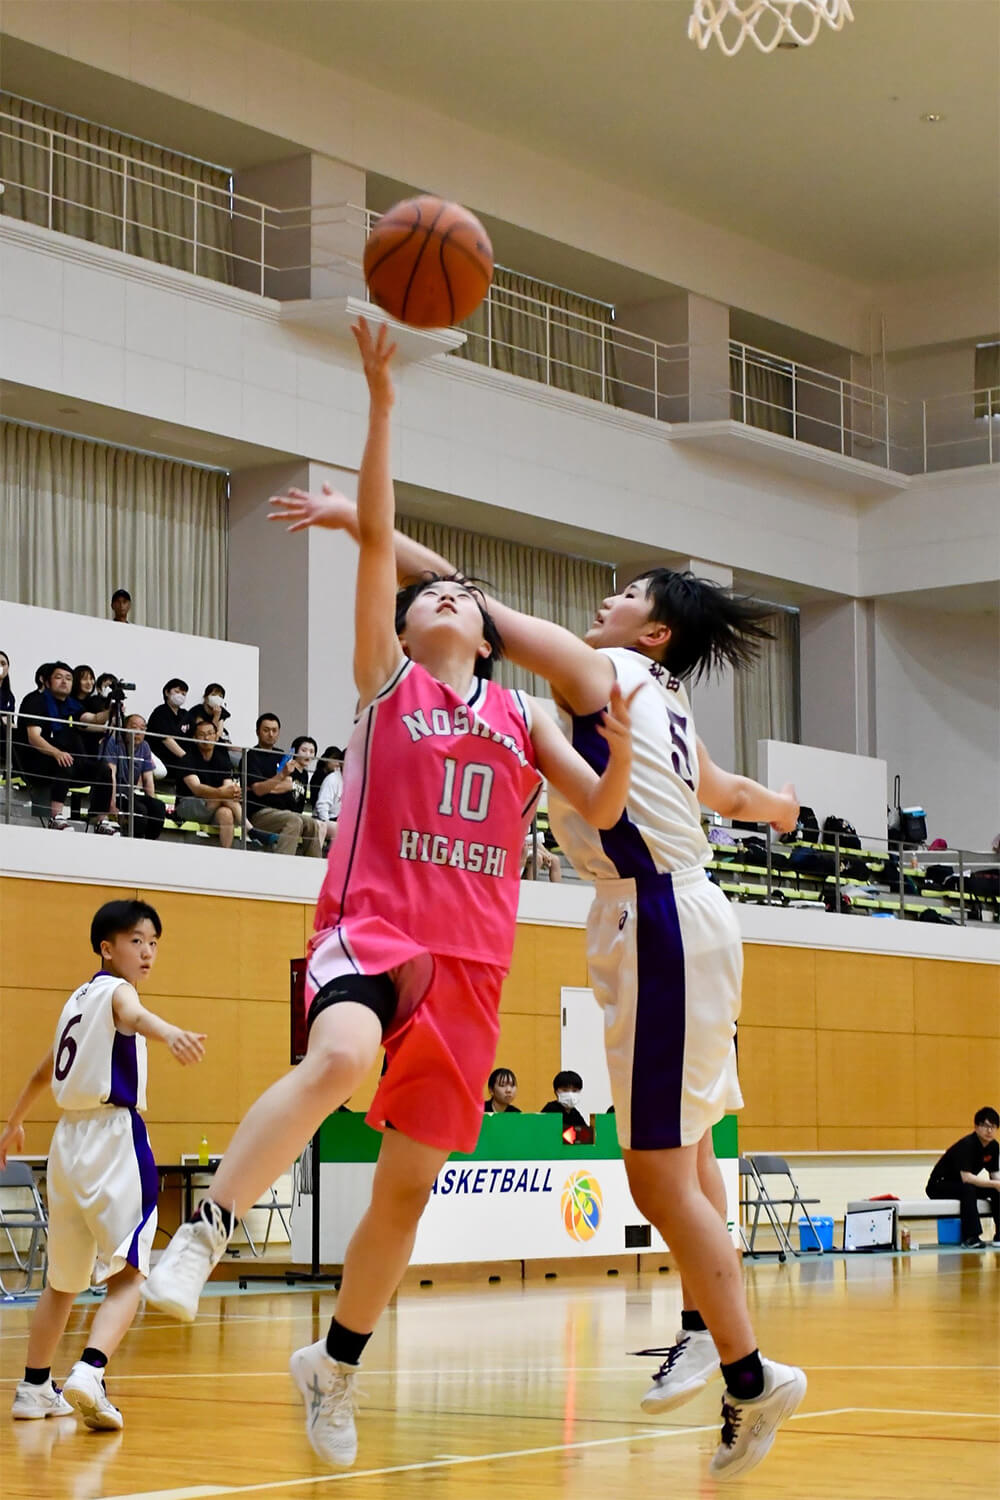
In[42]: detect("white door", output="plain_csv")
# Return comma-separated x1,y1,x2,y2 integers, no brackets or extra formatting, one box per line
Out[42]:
560,987,612,1119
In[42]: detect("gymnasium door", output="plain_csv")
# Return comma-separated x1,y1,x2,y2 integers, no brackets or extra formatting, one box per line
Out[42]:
560,987,612,1118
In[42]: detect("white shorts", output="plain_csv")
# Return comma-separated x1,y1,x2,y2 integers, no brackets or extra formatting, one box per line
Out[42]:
586,868,744,1151
46,1106,159,1293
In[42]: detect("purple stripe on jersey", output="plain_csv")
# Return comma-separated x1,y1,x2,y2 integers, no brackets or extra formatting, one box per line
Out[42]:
108,1030,139,1108
629,875,686,1151
570,711,657,878
125,1110,159,1269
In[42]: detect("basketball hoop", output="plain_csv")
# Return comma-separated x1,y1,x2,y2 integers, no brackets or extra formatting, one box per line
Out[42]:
688,0,854,56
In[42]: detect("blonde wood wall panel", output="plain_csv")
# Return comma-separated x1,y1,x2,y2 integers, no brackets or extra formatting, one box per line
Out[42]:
1,880,997,1161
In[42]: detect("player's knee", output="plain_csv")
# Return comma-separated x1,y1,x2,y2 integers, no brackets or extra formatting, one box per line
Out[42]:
373,1174,435,1226
305,1033,374,1089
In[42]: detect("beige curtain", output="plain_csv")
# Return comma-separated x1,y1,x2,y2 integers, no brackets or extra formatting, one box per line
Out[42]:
974,343,1000,420
456,267,620,403
730,351,794,436
398,515,613,695
0,93,233,283
733,608,800,777
0,421,228,636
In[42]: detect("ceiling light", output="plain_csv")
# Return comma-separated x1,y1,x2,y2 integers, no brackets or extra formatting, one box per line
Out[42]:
920,112,945,123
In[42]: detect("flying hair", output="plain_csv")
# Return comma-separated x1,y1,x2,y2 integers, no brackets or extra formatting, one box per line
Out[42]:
630,569,774,682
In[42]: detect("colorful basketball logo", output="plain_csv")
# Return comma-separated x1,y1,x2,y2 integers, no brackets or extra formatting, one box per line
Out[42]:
561,1171,603,1242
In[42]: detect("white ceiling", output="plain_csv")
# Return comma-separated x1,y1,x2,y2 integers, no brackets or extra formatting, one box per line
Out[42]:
182,0,1000,283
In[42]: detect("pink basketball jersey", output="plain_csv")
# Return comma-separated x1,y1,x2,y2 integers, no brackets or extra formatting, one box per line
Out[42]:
314,659,541,968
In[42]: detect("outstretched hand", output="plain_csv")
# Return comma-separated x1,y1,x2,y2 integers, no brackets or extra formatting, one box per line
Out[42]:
0,1121,25,1168
268,483,357,534
770,782,799,835
352,316,397,408
595,681,643,757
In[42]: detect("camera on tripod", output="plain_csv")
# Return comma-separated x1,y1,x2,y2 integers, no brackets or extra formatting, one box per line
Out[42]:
109,678,136,701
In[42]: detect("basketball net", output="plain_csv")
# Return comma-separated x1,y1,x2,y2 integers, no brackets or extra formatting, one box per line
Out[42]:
688,0,854,56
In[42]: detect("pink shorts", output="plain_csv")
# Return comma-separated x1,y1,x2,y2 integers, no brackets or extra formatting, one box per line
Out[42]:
306,921,504,1155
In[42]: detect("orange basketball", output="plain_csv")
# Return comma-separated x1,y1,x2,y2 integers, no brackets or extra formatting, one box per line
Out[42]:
363,196,494,329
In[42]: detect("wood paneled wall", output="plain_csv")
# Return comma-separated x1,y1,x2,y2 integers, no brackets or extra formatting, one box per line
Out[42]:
1,878,997,1159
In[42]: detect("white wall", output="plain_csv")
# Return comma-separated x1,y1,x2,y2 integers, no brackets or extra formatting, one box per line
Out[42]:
873,603,1000,852
0,0,873,352
0,600,260,747
758,740,888,847
799,600,875,756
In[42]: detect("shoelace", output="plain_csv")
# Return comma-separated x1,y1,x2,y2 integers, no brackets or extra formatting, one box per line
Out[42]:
192,1199,233,1257
720,1398,742,1447
317,1370,360,1425
631,1337,691,1381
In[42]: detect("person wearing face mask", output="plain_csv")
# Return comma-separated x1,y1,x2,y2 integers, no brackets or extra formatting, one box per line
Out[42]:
541,1071,589,1135
146,679,193,792
190,683,232,745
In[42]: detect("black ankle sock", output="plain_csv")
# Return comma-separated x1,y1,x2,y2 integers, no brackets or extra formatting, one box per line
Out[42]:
326,1317,371,1368
190,1201,234,1235
721,1349,764,1401
681,1309,708,1334
24,1366,50,1386
81,1347,108,1369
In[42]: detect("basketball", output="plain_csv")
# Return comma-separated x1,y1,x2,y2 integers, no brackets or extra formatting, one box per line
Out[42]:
363,196,494,329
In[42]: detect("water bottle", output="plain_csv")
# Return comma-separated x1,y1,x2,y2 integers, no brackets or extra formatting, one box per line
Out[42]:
198,1134,209,1167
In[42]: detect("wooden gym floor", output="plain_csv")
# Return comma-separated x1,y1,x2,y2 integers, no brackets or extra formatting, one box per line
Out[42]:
1,1250,997,1500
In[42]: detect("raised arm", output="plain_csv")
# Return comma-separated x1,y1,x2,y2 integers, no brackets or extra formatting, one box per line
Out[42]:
268,488,612,715
0,1048,54,1165
349,320,407,708
696,739,799,832
111,982,206,1065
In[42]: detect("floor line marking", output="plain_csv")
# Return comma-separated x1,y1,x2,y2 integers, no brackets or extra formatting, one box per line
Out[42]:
96,1423,723,1500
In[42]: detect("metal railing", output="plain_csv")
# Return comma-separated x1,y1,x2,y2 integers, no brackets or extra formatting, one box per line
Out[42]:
705,820,1000,929
2,109,997,476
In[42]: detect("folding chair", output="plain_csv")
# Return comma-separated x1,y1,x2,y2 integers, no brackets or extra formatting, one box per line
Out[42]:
746,1153,824,1258
0,1162,48,1295
739,1156,791,1261
236,1179,293,1258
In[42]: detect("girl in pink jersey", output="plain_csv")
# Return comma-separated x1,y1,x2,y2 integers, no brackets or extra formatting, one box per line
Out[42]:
144,320,636,1468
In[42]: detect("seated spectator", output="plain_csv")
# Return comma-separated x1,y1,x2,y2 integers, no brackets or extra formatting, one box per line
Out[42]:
77,668,117,747
926,1107,1000,1248
190,682,232,744
484,1068,521,1114
176,719,243,848
0,649,14,717
540,1070,590,1139
146,679,194,788
102,714,166,841
246,714,323,858
313,745,345,829
71,664,96,705
521,828,562,882
111,588,132,623
33,663,55,691
17,661,116,833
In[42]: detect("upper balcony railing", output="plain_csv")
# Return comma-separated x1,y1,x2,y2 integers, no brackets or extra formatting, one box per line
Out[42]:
1,109,997,478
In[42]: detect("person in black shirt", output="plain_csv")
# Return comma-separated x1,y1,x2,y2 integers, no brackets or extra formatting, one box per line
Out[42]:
176,719,243,849
246,715,323,857
146,679,194,790
541,1070,591,1140
927,1106,1000,1246
484,1068,521,1114
190,682,232,744
17,661,115,832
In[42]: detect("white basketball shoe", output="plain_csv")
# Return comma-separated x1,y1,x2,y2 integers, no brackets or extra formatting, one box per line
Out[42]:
62,1363,124,1431
709,1358,807,1480
142,1200,231,1322
289,1339,360,1467
638,1329,720,1413
11,1379,74,1419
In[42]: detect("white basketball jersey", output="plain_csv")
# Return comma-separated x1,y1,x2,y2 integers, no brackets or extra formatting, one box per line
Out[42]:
51,972,148,1112
548,647,711,880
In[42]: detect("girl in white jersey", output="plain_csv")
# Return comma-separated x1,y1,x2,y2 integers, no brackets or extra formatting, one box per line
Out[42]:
0,900,205,1431
270,497,805,1483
